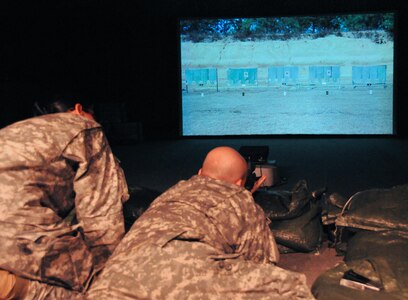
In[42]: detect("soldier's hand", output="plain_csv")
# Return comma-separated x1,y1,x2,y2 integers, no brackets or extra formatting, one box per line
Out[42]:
251,175,266,194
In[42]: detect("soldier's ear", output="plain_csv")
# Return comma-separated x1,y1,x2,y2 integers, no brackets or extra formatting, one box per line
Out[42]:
198,168,202,175
234,178,244,187
74,103,83,114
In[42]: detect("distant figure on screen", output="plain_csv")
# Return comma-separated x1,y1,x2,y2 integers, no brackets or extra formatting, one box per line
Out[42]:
87,146,313,299
0,95,129,299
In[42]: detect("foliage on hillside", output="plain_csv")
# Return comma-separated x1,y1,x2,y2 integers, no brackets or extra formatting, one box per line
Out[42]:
180,14,394,43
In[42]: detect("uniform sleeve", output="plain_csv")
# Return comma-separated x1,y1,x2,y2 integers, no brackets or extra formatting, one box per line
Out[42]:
62,128,129,270
245,202,280,264
234,192,280,264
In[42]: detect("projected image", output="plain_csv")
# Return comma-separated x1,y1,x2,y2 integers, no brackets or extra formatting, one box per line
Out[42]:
180,13,394,136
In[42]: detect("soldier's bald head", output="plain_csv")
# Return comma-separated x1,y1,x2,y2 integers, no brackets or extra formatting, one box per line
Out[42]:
199,146,248,186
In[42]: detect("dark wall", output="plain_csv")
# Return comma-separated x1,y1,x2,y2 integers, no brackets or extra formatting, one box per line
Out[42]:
1,0,407,139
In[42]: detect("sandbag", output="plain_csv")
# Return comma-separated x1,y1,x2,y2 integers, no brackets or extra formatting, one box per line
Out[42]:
313,185,408,299
254,180,312,220
320,192,349,245
345,231,408,293
345,230,408,262
271,202,323,252
276,243,297,254
312,231,408,299
335,184,408,234
312,261,404,300
255,180,323,252
321,192,348,226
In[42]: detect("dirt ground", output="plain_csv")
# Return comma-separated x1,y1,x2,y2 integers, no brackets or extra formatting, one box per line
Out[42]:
182,85,393,135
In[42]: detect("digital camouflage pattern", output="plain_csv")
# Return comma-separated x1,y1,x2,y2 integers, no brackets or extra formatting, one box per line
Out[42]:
24,279,83,300
0,113,129,298
87,175,314,299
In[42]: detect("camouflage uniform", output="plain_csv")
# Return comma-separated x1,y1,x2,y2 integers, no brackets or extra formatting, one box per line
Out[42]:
0,113,129,299
87,175,314,299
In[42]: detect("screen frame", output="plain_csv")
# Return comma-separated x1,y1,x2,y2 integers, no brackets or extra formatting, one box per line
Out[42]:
177,10,397,138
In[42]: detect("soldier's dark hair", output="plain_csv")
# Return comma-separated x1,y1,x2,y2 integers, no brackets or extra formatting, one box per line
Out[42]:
33,93,94,116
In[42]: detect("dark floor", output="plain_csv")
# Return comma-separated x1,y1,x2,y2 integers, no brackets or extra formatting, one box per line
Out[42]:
112,136,408,288
278,241,344,288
